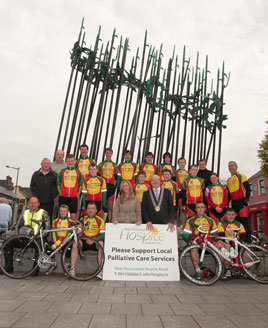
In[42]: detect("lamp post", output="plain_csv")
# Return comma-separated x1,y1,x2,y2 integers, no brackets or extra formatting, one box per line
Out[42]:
6,165,20,224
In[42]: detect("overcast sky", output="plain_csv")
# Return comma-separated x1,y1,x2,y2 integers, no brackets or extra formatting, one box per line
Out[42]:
0,0,267,186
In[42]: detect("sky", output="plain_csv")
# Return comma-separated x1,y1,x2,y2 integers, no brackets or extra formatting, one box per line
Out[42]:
0,0,267,186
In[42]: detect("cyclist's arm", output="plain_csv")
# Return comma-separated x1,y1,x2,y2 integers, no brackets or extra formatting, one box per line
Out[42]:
42,212,50,230
243,181,250,202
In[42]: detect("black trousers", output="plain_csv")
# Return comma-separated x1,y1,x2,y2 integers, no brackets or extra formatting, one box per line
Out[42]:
232,199,251,243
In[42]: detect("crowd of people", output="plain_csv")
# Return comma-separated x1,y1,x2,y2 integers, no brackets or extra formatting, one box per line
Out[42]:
1,143,251,280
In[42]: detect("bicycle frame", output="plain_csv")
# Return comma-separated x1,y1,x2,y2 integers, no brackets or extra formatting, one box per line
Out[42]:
197,232,261,269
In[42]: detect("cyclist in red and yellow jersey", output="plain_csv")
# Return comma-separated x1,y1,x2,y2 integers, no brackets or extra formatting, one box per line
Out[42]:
215,207,246,279
57,154,83,221
75,144,96,180
182,165,205,217
159,152,175,181
227,161,251,242
98,147,117,221
176,157,190,228
70,202,105,279
205,173,228,222
139,152,159,184
161,169,179,212
182,202,218,280
82,164,107,214
116,150,138,187
133,171,150,204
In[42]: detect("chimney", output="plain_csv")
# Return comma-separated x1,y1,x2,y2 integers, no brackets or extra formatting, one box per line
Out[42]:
6,176,13,190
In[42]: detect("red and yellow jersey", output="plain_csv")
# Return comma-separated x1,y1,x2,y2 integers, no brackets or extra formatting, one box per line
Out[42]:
57,167,83,198
218,219,246,240
98,160,117,184
183,176,205,204
139,163,159,183
82,175,107,204
116,161,138,186
159,163,175,181
161,179,179,206
79,215,105,241
183,215,218,242
52,216,72,243
205,183,228,209
176,169,190,190
227,172,248,201
76,156,96,180
133,182,150,203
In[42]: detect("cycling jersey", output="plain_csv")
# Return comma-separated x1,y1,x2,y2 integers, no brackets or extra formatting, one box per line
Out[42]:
176,169,190,190
183,215,218,243
133,182,150,203
79,215,105,241
116,160,138,187
183,176,205,205
227,172,248,201
98,160,117,184
82,175,107,208
159,163,175,181
76,156,96,180
57,167,83,198
161,179,179,206
52,216,72,248
205,183,228,210
218,219,246,240
138,163,158,183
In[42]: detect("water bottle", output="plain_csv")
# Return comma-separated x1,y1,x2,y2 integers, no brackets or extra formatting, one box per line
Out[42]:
229,247,236,258
220,247,230,258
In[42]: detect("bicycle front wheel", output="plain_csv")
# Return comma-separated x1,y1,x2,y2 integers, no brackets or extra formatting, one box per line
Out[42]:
0,234,40,279
62,236,104,281
180,244,222,286
239,244,268,283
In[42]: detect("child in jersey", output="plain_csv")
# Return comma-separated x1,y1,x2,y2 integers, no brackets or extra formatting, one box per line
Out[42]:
139,152,158,184
117,150,138,187
49,204,72,274
133,171,150,204
98,147,117,222
159,152,175,181
161,169,179,215
215,207,246,279
182,164,205,217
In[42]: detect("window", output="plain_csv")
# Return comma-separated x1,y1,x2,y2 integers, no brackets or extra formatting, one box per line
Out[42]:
249,184,253,197
259,179,265,195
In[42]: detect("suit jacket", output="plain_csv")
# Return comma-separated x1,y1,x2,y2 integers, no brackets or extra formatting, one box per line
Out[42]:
142,188,175,224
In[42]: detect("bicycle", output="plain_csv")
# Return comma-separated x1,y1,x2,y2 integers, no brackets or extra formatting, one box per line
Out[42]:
0,219,104,281
251,230,268,249
180,226,268,286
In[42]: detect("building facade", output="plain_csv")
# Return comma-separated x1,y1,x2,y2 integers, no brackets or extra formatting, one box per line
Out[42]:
248,170,268,236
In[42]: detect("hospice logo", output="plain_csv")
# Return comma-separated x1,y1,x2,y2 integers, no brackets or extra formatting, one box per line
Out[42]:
119,227,165,243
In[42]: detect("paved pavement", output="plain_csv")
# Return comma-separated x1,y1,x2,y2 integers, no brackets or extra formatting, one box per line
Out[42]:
1,274,268,328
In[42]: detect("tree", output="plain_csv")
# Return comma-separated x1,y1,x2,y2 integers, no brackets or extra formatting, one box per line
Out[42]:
258,120,268,177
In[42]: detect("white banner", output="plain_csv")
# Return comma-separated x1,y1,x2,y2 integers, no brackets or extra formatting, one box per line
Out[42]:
103,223,180,281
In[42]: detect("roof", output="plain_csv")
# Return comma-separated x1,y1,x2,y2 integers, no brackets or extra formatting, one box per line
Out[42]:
0,186,16,198
249,170,263,181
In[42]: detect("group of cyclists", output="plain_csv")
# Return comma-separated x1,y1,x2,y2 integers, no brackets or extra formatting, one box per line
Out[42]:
2,143,252,281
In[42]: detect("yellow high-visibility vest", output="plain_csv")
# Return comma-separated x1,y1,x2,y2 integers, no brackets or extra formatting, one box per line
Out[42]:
23,209,45,235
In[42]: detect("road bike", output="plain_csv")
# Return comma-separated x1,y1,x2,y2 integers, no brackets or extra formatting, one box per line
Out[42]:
180,226,268,285
0,219,104,281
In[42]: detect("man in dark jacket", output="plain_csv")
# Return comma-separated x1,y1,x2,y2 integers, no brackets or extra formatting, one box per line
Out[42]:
142,174,175,231
197,159,212,188
30,158,57,220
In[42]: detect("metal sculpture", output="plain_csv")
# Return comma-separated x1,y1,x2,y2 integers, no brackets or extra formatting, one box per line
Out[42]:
55,20,230,172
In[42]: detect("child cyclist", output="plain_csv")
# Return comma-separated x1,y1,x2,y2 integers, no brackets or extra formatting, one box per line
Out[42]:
49,204,73,274
70,202,105,279
215,207,246,279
